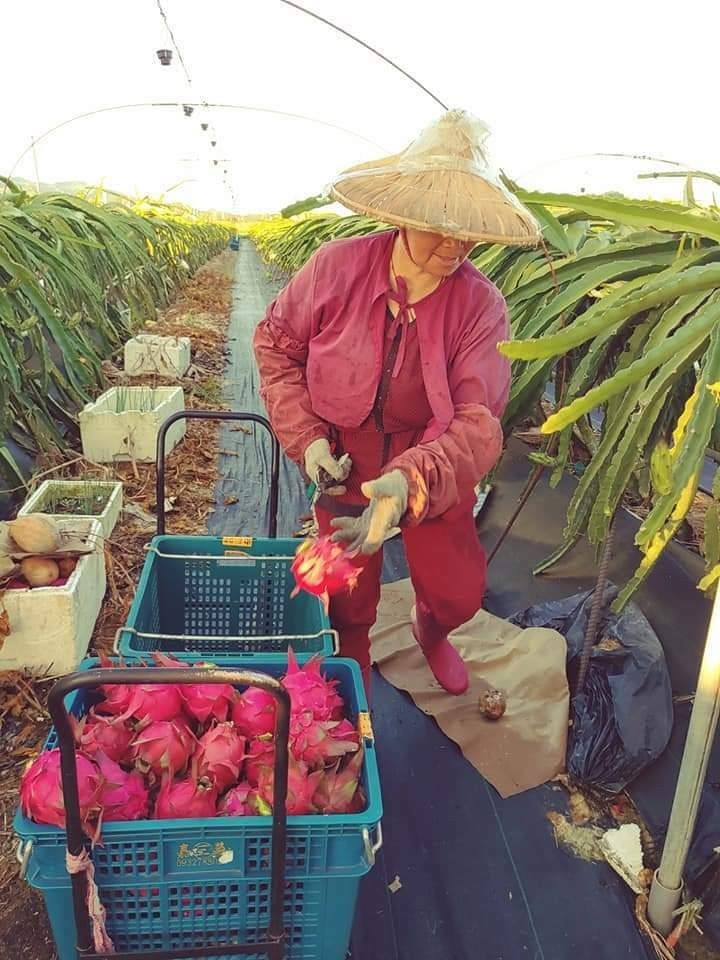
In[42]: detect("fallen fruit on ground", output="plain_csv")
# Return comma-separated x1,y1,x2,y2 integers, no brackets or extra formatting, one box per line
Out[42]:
8,515,61,554
479,689,507,720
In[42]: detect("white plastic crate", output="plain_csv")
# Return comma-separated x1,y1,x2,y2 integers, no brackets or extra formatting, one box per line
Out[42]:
79,386,185,463
124,334,191,378
18,480,123,538
0,519,106,675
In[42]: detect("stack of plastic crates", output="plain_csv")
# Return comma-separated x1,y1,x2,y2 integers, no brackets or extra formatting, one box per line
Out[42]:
15,412,383,959
15,657,382,960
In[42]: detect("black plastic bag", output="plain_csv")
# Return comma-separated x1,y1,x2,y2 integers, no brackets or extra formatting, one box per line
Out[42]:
511,585,673,797
685,789,720,947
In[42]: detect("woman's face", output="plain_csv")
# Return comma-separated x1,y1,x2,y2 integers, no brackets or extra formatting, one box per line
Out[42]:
403,228,475,278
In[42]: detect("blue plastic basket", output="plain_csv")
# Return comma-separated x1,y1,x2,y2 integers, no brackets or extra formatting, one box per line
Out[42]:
115,535,337,661
15,657,382,960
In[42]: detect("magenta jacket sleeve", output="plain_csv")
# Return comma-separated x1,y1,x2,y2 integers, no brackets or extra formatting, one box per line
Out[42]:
253,254,329,464
386,288,510,524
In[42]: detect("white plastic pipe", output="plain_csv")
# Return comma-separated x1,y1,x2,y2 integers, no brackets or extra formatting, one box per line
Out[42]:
648,582,720,934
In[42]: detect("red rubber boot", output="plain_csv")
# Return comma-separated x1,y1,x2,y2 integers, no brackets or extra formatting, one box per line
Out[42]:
411,602,469,695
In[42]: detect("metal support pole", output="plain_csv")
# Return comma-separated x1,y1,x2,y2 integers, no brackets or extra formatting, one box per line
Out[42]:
648,582,720,933
30,136,41,192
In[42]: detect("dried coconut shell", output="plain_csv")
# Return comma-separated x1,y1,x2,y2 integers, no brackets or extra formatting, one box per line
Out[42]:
8,515,60,554
0,521,98,560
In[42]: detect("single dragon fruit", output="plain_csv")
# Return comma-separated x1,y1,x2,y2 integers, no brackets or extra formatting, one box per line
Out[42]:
153,652,237,723
196,723,246,792
130,717,196,778
20,749,102,830
95,654,136,716
181,677,237,725
151,652,190,669
95,752,150,822
219,782,271,816
289,711,359,768
244,736,275,786
153,652,238,724
75,710,134,764
258,755,323,815
95,654,184,724
282,649,345,721
291,536,360,612
231,687,277,738
313,748,366,814
120,681,184,724
153,773,218,820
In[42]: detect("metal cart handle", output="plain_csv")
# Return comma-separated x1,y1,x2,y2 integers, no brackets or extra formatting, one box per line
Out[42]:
48,666,291,960
156,410,281,538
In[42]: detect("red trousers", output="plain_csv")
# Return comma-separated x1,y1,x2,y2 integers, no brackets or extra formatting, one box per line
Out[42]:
316,499,486,680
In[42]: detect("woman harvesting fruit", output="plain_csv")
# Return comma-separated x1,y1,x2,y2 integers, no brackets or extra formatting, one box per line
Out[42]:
255,110,538,695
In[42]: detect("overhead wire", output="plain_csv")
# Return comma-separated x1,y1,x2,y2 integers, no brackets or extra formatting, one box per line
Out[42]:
154,0,235,206
277,0,449,111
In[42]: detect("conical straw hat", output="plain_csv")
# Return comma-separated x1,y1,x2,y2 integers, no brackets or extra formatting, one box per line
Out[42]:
330,109,540,246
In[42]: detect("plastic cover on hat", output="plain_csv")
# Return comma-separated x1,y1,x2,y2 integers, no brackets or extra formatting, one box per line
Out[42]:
329,109,540,246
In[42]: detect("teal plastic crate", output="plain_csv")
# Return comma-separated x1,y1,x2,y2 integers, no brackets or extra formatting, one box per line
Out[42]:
38,871,364,959
115,535,336,661
15,657,382,960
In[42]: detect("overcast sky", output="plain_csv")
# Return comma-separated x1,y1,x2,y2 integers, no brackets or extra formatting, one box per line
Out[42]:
2,0,719,213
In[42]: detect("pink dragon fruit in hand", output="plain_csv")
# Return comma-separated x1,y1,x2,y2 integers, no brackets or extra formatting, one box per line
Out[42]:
289,711,359,767
130,717,196,778
196,722,246,792
95,752,150,822
153,774,218,820
282,649,345,721
258,755,323,815
244,736,275,787
313,748,366,814
231,687,276,738
20,749,102,830
291,536,360,612
76,710,134,764
219,782,271,816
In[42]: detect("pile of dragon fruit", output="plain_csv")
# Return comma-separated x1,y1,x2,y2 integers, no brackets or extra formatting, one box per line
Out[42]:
20,651,364,835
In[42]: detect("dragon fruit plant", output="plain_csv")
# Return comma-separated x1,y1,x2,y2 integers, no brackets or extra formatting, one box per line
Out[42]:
19,651,366,829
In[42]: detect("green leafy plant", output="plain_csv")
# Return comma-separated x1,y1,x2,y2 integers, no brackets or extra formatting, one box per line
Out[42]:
0,185,233,498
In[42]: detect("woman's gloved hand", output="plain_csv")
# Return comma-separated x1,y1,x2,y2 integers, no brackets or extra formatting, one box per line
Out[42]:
330,470,408,555
304,438,351,496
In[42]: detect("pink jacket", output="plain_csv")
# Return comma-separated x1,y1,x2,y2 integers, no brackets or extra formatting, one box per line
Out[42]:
253,229,510,522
